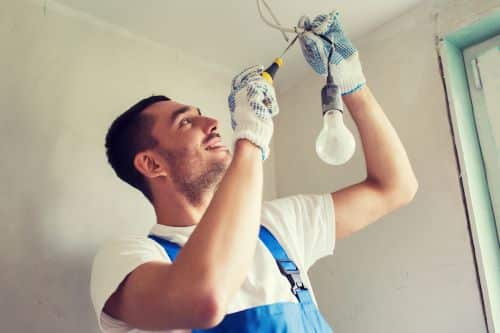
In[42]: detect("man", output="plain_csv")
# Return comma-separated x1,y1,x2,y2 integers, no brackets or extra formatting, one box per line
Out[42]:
90,11,418,333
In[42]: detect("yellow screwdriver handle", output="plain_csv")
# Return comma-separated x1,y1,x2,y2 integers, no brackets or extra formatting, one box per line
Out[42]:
261,58,283,85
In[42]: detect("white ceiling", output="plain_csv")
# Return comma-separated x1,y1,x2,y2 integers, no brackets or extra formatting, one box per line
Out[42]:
55,0,422,92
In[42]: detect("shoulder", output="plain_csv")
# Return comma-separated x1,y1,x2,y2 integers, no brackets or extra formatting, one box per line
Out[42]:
90,236,170,322
92,236,168,269
261,193,335,270
263,192,333,218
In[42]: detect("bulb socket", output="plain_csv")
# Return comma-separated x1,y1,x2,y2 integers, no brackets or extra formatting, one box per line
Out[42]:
320,81,343,116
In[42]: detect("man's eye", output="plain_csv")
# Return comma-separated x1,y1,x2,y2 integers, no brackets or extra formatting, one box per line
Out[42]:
180,118,191,127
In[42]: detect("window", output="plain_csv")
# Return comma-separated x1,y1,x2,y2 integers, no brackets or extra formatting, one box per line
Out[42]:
438,15,500,333
463,35,500,242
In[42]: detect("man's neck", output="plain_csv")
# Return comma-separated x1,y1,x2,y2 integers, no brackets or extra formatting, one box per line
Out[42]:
153,189,214,227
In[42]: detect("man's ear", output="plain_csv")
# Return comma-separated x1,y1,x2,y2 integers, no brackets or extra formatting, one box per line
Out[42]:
133,151,168,180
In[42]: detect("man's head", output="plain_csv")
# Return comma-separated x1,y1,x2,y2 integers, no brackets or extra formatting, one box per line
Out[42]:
105,95,231,206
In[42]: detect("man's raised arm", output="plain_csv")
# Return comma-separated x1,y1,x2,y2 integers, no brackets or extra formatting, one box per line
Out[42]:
103,66,279,331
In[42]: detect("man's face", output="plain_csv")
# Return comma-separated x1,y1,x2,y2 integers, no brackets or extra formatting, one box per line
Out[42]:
144,100,232,205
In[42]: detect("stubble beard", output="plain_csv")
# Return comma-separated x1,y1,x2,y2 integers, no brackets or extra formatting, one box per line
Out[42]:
160,147,229,206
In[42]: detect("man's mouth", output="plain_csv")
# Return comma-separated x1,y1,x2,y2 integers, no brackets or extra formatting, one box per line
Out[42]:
204,134,225,150
206,144,227,151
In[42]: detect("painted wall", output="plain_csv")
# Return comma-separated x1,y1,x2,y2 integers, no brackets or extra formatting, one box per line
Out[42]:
2,0,498,332
273,0,499,332
0,0,276,332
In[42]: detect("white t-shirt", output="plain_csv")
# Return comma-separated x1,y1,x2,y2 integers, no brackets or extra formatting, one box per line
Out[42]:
90,193,336,333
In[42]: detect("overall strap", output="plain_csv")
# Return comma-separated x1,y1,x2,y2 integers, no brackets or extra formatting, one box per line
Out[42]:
148,235,181,260
259,225,310,303
148,226,310,303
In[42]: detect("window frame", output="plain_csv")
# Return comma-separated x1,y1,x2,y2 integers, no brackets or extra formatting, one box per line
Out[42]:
437,12,500,333
463,35,500,242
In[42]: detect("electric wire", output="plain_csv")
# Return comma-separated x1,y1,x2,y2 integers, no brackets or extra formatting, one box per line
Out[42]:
256,0,305,34
260,0,290,42
256,0,336,77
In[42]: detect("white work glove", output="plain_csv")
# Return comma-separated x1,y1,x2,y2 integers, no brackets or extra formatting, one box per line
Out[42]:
228,65,279,160
298,10,366,95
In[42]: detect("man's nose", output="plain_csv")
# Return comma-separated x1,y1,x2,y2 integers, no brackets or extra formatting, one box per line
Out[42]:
203,117,218,134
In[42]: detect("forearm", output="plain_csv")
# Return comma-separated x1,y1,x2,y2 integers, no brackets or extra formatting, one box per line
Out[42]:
171,139,262,314
343,85,418,195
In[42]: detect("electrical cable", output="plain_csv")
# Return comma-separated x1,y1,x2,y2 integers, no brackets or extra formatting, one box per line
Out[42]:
256,0,337,88
256,0,305,35
259,0,290,42
256,0,335,62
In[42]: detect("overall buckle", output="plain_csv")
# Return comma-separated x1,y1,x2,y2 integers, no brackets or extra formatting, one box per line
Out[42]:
276,259,307,295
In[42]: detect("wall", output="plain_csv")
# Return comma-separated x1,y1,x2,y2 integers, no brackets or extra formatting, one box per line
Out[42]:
273,0,499,332
2,0,498,332
0,0,276,332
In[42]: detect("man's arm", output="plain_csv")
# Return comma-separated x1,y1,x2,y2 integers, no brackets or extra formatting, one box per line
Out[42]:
102,65,279,331
332,85,418,240
104,140,263,330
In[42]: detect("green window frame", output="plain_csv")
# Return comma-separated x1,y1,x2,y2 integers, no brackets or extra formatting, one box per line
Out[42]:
438,11,500,333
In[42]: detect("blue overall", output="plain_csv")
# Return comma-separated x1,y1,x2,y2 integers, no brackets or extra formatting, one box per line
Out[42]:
148,225,333,332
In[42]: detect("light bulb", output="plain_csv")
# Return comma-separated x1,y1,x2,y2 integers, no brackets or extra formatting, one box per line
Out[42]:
315,109,356,165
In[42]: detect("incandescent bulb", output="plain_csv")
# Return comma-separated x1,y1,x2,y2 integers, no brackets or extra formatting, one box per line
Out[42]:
315,109,356,165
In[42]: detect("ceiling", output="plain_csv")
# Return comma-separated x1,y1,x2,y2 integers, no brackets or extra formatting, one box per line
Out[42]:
54,0,423,92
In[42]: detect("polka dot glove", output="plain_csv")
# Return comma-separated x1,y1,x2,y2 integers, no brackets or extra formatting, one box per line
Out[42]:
298,10,366,95
228,65,279,160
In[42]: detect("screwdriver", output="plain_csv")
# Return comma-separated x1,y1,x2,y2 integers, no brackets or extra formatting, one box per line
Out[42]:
261,34,299,85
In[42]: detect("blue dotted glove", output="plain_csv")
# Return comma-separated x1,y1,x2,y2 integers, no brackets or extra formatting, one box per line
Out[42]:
228,65,279,160
298,10,366,95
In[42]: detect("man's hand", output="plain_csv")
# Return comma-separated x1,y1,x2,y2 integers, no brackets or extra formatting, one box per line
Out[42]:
228,65,279,160
298,10,366,95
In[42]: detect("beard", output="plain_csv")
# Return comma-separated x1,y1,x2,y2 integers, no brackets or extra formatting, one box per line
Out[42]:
158,147,229,206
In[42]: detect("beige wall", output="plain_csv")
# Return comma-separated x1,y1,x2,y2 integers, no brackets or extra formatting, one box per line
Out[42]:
273,0,498,332
2,0,497,332
0,0,276,331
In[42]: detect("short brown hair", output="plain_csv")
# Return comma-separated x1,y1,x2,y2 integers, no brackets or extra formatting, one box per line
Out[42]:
105,95,170,203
